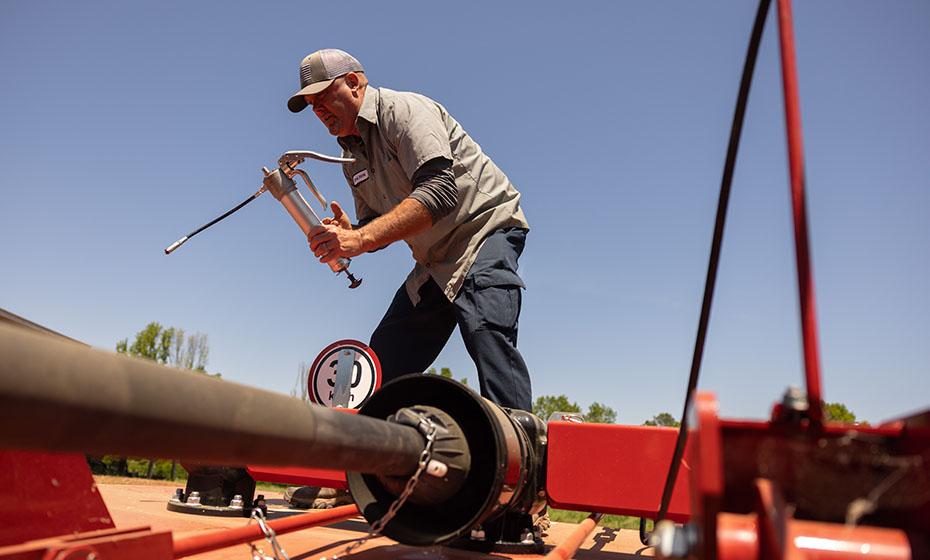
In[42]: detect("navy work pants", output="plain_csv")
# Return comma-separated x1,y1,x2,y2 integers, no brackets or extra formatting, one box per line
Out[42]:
369,228,532,411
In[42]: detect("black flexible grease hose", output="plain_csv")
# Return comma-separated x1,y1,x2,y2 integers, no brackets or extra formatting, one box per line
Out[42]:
640,0,772,545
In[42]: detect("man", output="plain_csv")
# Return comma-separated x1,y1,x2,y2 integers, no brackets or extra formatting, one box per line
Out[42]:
288,49,532,412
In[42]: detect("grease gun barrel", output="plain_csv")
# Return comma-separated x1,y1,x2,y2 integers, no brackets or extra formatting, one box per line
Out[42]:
261,166,361,289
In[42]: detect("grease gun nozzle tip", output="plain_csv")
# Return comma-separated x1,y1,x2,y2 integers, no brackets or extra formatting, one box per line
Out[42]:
164,236,188,255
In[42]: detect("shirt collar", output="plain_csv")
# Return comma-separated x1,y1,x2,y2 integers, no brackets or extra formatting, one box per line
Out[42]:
338,87,378,149
356,86,379,127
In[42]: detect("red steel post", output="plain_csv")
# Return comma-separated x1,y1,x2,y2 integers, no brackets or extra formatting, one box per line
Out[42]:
775,0,825,427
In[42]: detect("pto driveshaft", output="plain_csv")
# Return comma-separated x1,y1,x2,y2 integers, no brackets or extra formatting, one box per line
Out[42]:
0,322,422,476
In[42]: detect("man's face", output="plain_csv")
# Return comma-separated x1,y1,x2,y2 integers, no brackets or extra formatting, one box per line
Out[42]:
304,74,362,137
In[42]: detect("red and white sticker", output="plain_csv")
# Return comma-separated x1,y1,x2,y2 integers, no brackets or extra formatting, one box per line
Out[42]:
307,339,381,409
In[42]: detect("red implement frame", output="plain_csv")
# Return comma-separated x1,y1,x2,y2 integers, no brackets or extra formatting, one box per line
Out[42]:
674,2,930,557
0,451,115,547
547,421,691,521
691,392,930,560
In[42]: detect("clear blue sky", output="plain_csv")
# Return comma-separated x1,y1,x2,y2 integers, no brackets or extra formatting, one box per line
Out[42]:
2,1,927,425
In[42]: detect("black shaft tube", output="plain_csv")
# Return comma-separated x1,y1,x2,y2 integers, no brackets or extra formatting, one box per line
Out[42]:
0,323,423,476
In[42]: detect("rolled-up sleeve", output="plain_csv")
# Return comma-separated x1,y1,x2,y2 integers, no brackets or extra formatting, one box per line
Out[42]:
408,157,457,222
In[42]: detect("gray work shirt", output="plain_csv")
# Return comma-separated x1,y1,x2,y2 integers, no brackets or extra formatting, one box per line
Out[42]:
339,87,529,305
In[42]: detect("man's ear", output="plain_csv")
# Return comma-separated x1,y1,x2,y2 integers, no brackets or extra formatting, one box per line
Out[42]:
345,72,361,91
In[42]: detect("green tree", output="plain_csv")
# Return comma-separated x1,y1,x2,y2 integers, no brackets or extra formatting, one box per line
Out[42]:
533,395,617,424
644,412,680,427
116,322,172,364
533,395,581,422
586,402,617,424
118,324,211,373
824,402,857,424
427,366,469,387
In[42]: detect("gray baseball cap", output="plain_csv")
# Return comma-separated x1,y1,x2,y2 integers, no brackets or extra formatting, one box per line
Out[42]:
287,49,365,113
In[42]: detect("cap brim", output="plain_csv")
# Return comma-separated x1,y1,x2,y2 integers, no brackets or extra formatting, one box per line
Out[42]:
287,78,336,113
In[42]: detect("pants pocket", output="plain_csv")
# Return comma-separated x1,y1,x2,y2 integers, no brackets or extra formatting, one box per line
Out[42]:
471,283,521,332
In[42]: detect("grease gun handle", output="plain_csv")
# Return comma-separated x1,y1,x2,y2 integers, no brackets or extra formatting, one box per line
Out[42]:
279,150,356,166
293,168,328,211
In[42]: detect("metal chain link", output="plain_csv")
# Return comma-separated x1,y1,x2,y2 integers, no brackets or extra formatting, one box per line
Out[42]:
325,417,438,559
246,507,290,560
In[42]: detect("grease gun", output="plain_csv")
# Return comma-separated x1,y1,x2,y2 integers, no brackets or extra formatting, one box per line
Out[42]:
164,150,362,289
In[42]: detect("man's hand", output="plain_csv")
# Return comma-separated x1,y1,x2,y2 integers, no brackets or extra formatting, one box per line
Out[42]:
308,201,365,263
309,198,433,264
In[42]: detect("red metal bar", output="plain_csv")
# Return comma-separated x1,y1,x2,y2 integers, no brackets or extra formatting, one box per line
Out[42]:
788,521,915,560
0,526,173,560
171,504,359,558
246,465,347,489
692,392,724,560
716,513,758,560
716,514,915,560
544,513,602,560
775,0,825,427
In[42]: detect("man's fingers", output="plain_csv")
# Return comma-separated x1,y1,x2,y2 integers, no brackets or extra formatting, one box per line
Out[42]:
308,230,334,251
308,224,357,261
313,240,337,259
329,200,352,228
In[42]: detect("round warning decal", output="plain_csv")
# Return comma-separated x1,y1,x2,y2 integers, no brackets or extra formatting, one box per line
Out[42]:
308,339,381,409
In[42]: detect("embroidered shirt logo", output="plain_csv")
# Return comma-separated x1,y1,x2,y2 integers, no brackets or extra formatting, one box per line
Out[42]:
352,169,370,186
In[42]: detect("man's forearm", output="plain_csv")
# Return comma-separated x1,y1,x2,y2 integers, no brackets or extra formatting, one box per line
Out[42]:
357,198,433,252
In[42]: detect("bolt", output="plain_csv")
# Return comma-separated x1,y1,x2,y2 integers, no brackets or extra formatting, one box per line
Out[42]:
652,521,697,559
781,385,809,414
426,459,448,478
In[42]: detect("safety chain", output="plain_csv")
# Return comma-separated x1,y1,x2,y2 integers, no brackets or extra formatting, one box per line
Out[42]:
325,417,438,559
246,507,290,560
